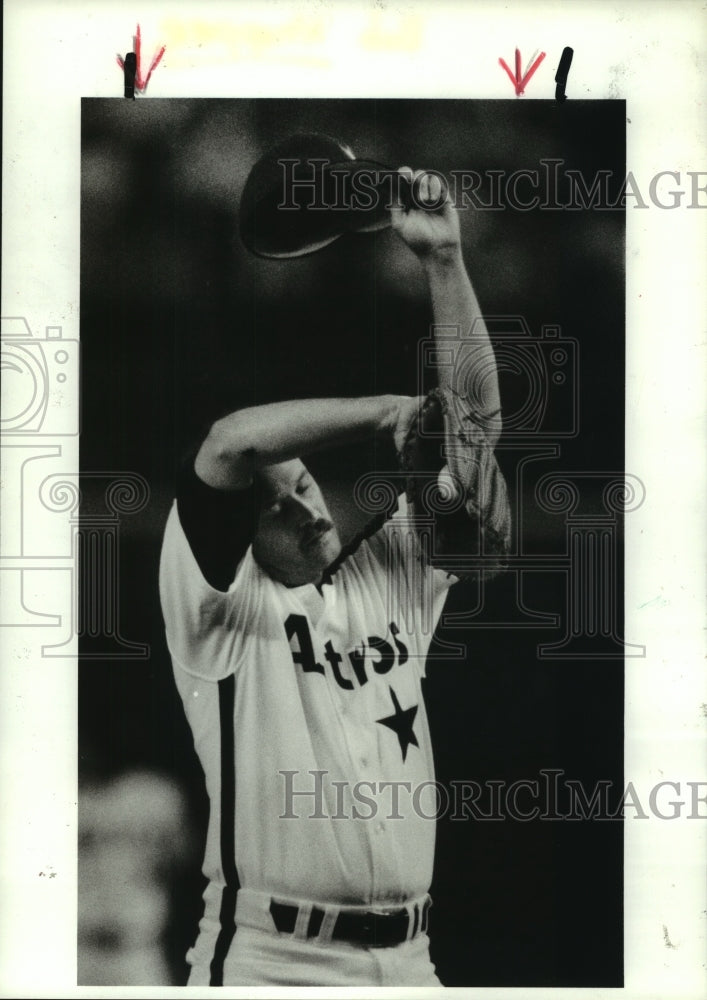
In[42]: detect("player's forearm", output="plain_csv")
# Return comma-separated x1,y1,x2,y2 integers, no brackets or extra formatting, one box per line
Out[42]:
422,248,502,448
196,396,400,489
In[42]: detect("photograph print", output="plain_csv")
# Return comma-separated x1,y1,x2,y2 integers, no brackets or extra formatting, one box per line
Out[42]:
78,96,627,987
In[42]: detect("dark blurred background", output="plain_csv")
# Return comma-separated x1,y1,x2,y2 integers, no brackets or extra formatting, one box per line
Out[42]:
79,98,625,986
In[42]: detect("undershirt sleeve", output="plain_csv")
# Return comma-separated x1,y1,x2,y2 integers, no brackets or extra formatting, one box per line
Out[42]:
175,453,260,592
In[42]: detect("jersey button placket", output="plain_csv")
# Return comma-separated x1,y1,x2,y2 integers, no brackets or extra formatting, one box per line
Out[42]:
367,774,391,899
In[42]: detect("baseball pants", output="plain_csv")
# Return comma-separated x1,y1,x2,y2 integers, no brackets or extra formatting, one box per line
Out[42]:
186,887,442,987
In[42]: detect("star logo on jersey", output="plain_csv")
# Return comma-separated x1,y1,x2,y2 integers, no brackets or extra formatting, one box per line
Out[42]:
376,686,419,762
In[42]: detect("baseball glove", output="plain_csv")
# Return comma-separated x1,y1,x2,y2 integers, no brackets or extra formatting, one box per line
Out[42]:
398,387,511,580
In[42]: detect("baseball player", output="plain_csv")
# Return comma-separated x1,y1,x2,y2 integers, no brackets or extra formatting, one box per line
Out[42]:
159,168,509,986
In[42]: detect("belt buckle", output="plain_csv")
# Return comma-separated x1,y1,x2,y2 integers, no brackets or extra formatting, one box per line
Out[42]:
326,899,430,948
371,907,406,947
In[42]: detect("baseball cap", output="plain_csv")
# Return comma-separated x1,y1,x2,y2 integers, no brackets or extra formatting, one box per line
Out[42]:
239,133,400,258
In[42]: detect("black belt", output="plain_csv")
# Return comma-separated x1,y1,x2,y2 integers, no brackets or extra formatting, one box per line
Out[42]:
269,897,431,948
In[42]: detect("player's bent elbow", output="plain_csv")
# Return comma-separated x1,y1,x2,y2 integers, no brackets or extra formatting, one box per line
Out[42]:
195,417,255,489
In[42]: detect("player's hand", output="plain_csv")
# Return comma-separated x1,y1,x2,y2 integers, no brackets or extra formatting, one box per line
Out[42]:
380,395,425,454
390,166,461,261
388,395,427,455
389,396,463,503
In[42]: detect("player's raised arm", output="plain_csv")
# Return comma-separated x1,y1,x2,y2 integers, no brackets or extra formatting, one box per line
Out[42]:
390,167,502,449
173,393,427,597
390,166,511,579
195,395,420,490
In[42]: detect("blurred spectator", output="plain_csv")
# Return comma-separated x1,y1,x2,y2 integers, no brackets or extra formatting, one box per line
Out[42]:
78,770,192,985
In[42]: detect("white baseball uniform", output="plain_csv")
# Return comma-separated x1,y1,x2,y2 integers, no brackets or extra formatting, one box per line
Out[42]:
159,463,458,986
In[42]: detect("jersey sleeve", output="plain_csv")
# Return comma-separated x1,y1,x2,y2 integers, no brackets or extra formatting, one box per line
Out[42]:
158,458,262,681
175,456,258,591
